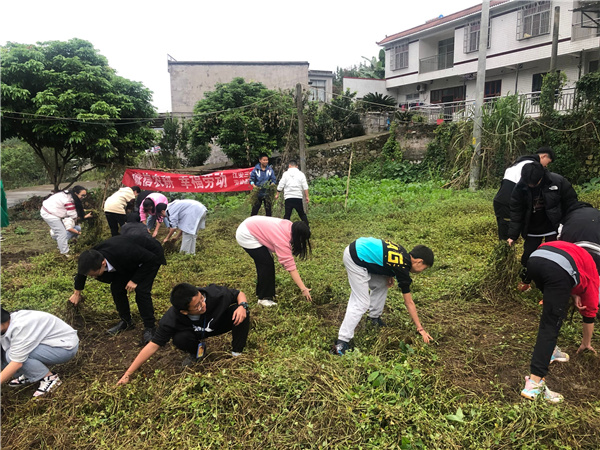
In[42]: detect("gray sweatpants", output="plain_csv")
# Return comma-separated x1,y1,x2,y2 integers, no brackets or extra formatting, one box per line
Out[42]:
41,210,69,254
337,246,389,342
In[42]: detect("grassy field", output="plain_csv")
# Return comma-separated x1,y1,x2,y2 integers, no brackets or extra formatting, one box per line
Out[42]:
2,178,600,449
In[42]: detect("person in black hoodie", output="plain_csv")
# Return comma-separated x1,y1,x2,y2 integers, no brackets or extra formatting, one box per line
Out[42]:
559,201,600,245
507,161,578,290
117,283,250,385
493,147,554,241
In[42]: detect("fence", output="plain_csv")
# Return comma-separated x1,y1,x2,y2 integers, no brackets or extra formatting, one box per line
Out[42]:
408,88,577,123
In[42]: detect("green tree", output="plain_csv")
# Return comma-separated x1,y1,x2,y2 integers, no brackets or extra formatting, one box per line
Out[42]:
360,92,396,112
0,138,49,189
190,78,295,166
323,89,365,141
1,39,157,190
158,116,211,168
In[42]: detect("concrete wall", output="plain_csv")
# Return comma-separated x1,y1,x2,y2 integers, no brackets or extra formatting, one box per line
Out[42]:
304,124,435,180
169,61,309,116
343,78,388,99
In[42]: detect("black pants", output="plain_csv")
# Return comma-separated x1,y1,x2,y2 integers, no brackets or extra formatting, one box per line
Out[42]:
105,212,126,237
99,265,160,328
172,305,250,354
251,196,271,217
496,216,510,241
243,246,276,299
521,234,557,283
527,257,574,378
284,198,308,225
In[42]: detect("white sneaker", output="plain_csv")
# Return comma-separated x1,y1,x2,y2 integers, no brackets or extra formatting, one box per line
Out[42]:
33,373,62,397
231,351,242,357
257,299,277,307
520,376,563,403
550,346,570,363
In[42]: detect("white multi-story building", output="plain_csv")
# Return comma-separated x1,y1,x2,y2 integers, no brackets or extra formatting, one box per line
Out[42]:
376,0,599,113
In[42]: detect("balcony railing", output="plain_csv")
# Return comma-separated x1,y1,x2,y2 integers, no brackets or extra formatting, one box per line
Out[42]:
407,88,577,123
419,52,454,73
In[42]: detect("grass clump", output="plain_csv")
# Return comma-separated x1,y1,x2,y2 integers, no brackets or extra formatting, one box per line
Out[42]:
2,182,600,449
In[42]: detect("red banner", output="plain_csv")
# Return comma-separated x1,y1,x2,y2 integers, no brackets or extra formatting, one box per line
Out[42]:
122,168,253,193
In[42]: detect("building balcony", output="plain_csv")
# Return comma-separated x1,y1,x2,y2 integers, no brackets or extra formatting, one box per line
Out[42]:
419,52,454,74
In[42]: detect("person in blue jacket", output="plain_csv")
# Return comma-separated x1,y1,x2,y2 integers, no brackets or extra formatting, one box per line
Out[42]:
250,154,276,216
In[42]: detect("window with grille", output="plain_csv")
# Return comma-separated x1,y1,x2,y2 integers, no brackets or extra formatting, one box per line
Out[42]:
309,79,327,102
463,20,492,53
390,41,409,70
517,1,551,40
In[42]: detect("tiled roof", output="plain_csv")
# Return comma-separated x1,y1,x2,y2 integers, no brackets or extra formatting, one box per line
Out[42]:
377,0,510,45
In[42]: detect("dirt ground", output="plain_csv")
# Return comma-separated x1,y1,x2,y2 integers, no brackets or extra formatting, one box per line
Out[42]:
2,204,599,407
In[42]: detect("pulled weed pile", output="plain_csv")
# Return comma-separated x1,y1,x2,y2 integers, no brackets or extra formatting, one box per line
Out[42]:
479,241,521,304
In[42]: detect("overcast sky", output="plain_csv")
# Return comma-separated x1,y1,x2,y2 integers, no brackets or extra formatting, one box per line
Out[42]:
2,0,482,112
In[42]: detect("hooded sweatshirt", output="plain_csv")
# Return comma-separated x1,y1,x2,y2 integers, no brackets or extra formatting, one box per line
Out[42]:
277,167,308,200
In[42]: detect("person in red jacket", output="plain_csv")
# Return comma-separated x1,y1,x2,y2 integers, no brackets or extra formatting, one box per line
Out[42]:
520,241,599,403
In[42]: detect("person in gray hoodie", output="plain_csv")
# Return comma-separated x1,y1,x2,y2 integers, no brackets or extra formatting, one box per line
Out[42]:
1,308,79,397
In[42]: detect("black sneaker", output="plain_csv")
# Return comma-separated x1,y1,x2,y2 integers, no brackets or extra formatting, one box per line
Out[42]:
141,327,155,345
331,340,349,356
107,320,135,336
367,317,386,327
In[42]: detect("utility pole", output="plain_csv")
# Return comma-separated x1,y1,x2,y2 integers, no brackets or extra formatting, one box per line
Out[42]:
549,6,560,73
296,83,308,211
296,83,307,174
468,0,490,191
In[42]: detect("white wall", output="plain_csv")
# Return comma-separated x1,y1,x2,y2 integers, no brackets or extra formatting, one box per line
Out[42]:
343,78,388,99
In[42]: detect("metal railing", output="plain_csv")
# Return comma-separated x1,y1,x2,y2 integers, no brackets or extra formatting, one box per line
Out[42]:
419,52,454,73
407,88,577,123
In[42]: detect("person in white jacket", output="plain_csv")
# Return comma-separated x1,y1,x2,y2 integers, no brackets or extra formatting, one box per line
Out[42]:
275,160,309,225
1,308,79,398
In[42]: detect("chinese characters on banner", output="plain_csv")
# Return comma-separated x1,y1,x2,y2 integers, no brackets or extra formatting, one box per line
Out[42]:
121,168,253,193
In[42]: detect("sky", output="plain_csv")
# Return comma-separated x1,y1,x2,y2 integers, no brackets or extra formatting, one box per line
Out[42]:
2,0,482,112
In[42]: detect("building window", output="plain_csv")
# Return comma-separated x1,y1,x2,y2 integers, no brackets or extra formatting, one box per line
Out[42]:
517,1,551,40
309,79,327,102
485,80,502,98
430,86,465,103
464,20,492,53
589,60,599,73
391,41,409,70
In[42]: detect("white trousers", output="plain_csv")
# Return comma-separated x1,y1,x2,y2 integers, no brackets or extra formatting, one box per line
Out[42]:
179,210,206,255
337,246,389,342
41,210,69,254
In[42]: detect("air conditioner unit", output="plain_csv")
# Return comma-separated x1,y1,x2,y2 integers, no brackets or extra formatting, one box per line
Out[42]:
416,83,427,92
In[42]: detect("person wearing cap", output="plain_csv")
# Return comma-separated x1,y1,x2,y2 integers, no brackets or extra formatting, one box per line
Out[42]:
104,186,141,236
520,240,599,403
493,148,555,242
507,161,578,292
161,199,207,255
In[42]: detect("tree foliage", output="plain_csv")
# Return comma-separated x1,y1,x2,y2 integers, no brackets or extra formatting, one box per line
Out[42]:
360,92,396,112
157,117,210,168
190,78,295,167
333,50,386,93
1,39,157,190
0,138,49,189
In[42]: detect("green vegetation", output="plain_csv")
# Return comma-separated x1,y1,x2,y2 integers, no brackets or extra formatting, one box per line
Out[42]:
2,177,600,449
1,39,157,191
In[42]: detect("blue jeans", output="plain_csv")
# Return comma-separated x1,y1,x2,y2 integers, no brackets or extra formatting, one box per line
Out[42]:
66,225,81,241
146,214,170,231
2,343,79,382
